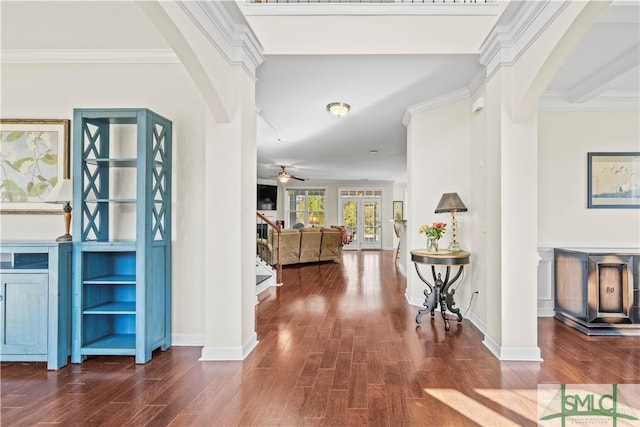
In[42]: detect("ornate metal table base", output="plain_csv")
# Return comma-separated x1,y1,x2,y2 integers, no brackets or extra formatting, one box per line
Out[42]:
411,250,470,332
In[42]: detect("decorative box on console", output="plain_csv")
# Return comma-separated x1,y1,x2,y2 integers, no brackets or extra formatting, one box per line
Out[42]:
554,248,639,336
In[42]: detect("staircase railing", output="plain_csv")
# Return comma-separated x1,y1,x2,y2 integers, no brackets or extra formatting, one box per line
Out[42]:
256,211,282,284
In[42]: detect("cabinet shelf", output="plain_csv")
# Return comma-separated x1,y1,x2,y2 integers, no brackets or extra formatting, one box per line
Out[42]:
85,158,138,167
84,199,137,204
0,267,48,273
83,334,136,352
83,274,136,284
84,301,136,314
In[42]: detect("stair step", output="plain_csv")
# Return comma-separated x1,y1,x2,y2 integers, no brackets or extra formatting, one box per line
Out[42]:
256,274,271,285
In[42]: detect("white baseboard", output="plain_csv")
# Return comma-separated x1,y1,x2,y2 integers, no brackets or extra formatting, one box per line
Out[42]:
499,346,543,361
199,333,259,361
466,310,486,334
482,333,543,361
405,292,423,308
538,305,555,317
483,334,501,359
397,261,407,278
172,333,204,347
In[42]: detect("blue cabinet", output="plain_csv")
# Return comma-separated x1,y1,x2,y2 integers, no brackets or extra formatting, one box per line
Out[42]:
0,242,72,369
72,108,172,364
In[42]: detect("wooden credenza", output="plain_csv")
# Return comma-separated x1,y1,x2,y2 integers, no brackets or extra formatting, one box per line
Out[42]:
554,248,639,336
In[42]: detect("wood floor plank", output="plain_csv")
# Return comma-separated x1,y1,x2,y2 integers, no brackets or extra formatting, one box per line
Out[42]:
322,389,349,426
367,384,389,427
332,352,352,390
1,250,639,427
303,368,334,418
348,363,368,409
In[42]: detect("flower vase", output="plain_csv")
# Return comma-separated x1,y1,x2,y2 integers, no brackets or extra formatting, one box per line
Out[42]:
427,237,439,253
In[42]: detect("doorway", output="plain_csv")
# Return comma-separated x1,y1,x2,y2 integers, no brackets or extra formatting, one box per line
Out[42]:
339,190,382,250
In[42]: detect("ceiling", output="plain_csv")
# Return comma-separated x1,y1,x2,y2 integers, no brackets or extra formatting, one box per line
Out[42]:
250,1,640,183
1,1,638,186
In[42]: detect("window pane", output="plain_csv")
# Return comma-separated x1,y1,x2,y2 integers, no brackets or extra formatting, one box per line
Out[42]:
286,189,326,229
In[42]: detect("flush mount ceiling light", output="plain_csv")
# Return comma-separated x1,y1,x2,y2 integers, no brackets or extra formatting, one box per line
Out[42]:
326,102,351,117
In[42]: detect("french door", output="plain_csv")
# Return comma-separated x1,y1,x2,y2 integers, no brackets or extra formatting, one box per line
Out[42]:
340,195,382,250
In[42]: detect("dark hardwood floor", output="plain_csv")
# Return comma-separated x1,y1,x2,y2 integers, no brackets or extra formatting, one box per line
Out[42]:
1,250,639,426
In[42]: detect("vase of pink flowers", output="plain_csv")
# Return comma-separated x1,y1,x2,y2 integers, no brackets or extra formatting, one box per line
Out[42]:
418,222,446,253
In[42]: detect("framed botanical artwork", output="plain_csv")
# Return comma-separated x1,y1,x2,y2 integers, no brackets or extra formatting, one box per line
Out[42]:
0,119,70,214
393,200,403,220
588,152,640,208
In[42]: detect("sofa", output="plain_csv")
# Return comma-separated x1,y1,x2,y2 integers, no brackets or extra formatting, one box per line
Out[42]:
257,227,344,265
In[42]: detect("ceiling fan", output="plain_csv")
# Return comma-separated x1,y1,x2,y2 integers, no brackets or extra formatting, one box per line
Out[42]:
275,165,306,183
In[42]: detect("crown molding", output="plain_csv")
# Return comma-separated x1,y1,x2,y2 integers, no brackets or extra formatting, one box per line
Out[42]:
177,1,264,80
0,49,179,64
242,2,499,16
569,45,639,103
467,66,487,96
402,87,470,126
539,90,640,111
479,1,571,80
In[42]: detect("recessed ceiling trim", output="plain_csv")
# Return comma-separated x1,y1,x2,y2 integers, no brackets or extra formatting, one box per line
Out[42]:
402,88,470,126
479,1,571,80
569,45,640,103
242,2,499,17
177,0,264,79
539,90,640,111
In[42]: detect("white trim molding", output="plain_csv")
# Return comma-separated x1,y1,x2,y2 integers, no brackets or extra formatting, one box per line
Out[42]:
0,49,179,64
242,2,499,17
402,88,470,126
405,292,424,309
177,1,264,80
171,333,204,347
479,1,571,80
200,333,259,361
499,346,543,362
483,335,543,361
539,90,640,111
537,247,555,318
568,45,639,103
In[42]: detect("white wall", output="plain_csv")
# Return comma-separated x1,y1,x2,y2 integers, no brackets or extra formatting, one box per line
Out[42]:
538,111,640,248
0,62,209,345
536,110,640,318
406,98,473,314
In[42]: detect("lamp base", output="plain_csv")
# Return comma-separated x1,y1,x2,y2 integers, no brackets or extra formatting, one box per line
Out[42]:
56,234,72,242
448,240,461,253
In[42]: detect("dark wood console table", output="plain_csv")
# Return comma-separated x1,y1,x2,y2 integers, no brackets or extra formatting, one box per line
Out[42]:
411,249,470,331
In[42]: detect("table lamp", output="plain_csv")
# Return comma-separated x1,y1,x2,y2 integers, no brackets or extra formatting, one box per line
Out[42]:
309,215,318,228
46,179,73,242
435,192,467,252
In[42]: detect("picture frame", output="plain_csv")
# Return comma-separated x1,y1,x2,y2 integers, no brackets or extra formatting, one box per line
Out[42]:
587,152,640,209
393,200,403,220
0,118,71,214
